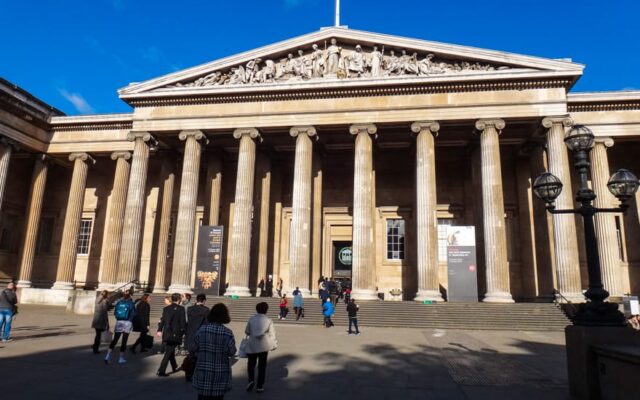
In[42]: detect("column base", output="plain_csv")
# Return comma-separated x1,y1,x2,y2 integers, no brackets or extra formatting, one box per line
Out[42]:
225,286,252,297
483,291,515,303
51,281,75,290
351,288,379,301
414,290,444,302
167,284,193,294
96,283,117,291
152,287,167,294
15,280,32,289
556,292,586,304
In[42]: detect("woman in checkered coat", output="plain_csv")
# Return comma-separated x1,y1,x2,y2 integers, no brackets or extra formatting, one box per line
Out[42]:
191,303,237,400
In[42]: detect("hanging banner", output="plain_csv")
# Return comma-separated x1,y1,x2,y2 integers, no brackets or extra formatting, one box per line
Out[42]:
195,225,224,295
446,226,478,302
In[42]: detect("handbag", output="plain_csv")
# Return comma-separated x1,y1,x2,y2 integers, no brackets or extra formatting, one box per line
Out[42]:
142,334,154,349
238,337,249,358
101,329,113,344
181,353,197,376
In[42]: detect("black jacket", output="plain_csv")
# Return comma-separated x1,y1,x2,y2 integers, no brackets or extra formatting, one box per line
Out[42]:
0,289,17,311
157,303,186,344
132,300,150,332
185,304,210,348
346,302,359,318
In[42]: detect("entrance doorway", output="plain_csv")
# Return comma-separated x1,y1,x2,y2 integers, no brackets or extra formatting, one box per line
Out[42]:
332,241,352,278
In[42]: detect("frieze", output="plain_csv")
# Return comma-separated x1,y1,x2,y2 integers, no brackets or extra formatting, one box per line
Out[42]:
167,39,509,89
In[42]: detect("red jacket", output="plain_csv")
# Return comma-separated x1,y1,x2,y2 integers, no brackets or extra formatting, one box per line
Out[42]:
279,298,288,308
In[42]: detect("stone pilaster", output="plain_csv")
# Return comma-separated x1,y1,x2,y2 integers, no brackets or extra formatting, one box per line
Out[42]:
0,138,16,212
311,156,323,294
591,138,622,298
288,126,317,295
411,121,444,302
153,158,175,293
350,124,378,300
542,116,583,302
226,128,261,297
475,119,513,303
53,152,95,289
117,132,157,286
253,155,271,293
169,130,209,293
97,152,131,290
205,155,223,226
16,155,49,288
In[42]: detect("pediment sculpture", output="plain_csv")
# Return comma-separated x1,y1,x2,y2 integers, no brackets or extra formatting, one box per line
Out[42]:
169,38,509,88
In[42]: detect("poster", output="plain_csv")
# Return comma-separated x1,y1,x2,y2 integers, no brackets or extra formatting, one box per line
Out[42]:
194,225,223,295
446,226,478,302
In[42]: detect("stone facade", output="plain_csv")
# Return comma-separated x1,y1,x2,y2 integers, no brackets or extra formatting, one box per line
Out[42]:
1,27,639,301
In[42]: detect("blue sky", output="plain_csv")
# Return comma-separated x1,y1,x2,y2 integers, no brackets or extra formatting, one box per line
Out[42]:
2,0,639,115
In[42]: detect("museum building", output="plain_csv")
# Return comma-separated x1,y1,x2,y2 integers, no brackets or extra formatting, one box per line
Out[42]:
1,27,639,302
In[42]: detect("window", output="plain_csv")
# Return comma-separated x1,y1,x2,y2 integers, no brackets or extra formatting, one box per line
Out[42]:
615,216,625,262
36,217,55,254
437,219,454,262
0,213,20,252
76,218,93,255
167,215,176,258
386,219,405,260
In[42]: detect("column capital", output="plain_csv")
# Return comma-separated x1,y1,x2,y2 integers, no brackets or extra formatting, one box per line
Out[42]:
68,152,95,164
0,137,19,150
475,119,505,132
233,127,261,141
290,125,318,138
127,131,158,146
110,151,132,161
349,123,377,136
179,129,210,145
411,121,440,136
542,116,573,129
595,137,615,148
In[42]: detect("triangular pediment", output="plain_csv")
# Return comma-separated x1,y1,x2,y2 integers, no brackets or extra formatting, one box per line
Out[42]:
119,27,583,99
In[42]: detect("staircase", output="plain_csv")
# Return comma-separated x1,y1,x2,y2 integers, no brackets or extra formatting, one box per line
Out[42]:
146,294,570,331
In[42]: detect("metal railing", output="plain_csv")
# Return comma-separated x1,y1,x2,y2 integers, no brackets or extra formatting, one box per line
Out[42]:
552,288,579,320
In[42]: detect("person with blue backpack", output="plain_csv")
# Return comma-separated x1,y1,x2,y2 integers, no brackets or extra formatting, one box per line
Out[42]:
104,289,136,365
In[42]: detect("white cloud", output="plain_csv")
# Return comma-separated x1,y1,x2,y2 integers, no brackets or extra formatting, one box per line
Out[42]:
58,89,95,114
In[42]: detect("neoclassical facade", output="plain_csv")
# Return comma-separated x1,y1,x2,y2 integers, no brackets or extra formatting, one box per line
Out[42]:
1,27,639,301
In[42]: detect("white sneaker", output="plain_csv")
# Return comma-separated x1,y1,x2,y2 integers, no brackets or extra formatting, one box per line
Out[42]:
118,357,127,364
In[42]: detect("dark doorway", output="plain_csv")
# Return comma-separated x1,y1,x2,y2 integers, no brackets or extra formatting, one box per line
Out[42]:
332,241,352,278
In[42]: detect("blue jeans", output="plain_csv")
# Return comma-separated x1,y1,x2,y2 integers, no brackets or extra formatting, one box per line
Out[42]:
348,317,359,334
0,309,13,340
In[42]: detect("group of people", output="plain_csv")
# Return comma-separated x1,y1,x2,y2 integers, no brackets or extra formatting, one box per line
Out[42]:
318,276,352,305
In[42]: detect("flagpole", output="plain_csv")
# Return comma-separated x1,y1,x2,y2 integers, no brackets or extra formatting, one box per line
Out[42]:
335,0,340,27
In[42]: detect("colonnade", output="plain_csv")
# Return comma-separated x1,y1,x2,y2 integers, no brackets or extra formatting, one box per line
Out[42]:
0,116,626,301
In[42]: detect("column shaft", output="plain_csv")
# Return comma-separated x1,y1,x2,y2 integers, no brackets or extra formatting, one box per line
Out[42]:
53,153,93,289
16,156,49,287
255,156,271,293
226,128,260,296
98,152,131,289
288,126,316,295
311,157,323,293
153,158,175,293
169,131,207,292
412,122,443,302
350,124,378,300
117,132,155,285
0,139,13,212
476,119,513,303
205,156,223,226
543,117,583,302
591,139,622,297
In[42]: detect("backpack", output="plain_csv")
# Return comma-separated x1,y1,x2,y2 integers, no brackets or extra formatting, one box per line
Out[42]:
114,300,132,321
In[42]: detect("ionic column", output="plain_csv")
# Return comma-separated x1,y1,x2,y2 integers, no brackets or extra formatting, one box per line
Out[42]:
0,138,16,212
205,155,223,226
226,128,261,296
117,132,157,286
153,158,176,293
591,138,622,298
350,124,378,300
542,117,583,302
412,121,444,302
53,153,95,289
97,152,131,290
16,155,49,288
288,126,317,295
475,119,513,303
169,130,209,293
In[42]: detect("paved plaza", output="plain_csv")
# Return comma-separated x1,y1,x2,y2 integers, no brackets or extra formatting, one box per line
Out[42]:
0,305,571,400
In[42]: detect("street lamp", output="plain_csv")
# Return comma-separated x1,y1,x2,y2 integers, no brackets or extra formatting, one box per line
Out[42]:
533,125,640,326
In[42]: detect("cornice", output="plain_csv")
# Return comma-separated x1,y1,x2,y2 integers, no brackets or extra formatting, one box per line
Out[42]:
50,113,134,132
567,91,640,112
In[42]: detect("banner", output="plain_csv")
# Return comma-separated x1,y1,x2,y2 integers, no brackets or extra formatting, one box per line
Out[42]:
446,226,478,302
195,225,224,295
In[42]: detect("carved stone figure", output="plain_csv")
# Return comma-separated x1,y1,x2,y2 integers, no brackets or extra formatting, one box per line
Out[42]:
346,45,365,78
325,38,342,75
228,65,246,85
384,50,401,76
418,54,444,75
245,58,261,83
369,46,383,78
311,44,326,78
256,59,276,83
399,50,418,75
297,49,312,79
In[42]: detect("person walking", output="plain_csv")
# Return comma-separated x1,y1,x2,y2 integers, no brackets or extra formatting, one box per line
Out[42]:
323,297,335,328
0,282,18,342
293,289,304,320
191,304,236,400
105,289,136,364
130,293,151,353
182,293,193,321
185,294,210,382
91,290,119,354
245,302,278,393
265,275,273,297
346,298,360,335
156,293,187,377
278,294,288,320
